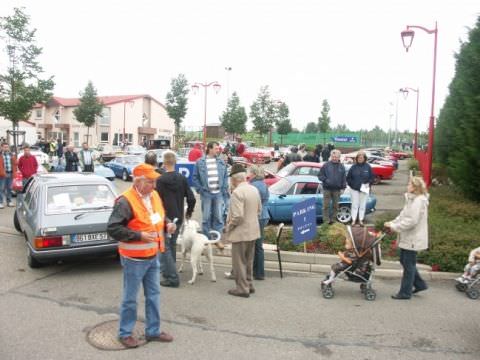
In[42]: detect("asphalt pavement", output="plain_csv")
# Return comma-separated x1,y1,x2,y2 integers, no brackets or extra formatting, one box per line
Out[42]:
1,161,478,359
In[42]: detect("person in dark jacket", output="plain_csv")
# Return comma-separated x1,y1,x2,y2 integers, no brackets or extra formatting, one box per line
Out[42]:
303,149,318,162
314,144,323,163
56,139,64,158
64,145,79,172
282,146,302,167
156,150,196,287
346,151,374,226
318,149,346,224
321,144,332,162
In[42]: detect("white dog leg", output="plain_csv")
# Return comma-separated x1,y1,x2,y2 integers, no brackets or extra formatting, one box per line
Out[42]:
188,257,197,285
206,245,216,282
178,248,186,273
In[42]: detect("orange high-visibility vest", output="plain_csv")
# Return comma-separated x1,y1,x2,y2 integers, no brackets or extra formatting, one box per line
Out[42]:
118,187,165,258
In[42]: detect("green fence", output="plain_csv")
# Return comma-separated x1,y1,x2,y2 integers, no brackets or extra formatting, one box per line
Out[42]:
272,132,362,147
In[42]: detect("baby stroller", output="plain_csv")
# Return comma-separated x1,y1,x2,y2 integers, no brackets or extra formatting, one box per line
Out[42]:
321,226,385,301
455,275,480,300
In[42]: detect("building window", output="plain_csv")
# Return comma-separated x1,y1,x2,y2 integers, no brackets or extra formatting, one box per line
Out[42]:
100,132,109,142
99,108,110,125
35,109,42,118
73,132,80,147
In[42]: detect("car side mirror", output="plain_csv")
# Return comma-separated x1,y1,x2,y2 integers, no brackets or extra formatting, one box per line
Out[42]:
279,194,286,199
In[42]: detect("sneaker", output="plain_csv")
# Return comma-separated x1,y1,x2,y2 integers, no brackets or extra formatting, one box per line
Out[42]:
0,204,4,209
7,202,14,207
160,280,179,288
119,336,139,348
145,331,173,342
456,276,468,284
224,271,235,280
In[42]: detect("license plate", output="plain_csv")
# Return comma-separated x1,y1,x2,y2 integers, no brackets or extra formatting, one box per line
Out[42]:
72,232,108,243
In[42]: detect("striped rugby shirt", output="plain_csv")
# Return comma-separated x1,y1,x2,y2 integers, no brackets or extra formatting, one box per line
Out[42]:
206,157,220,194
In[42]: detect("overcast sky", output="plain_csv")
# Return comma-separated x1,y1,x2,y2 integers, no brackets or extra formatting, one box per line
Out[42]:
1,0,479,134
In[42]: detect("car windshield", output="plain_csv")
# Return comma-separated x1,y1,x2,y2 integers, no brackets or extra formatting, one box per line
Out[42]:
269,178,293,195
124,156,143,164
46,184,115,214
277,163,296,178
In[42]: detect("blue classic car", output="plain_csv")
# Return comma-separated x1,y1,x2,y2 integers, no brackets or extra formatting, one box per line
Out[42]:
103,155,144,181
266,175,376,223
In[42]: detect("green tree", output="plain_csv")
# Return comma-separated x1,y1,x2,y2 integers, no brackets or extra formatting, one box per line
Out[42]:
0,8,54,150
73,81,103,145
332,123,349,132
165,74,189,137
220,92,247,138
250,86,276,136
274,101,292,144
435,17,480,200
317,99,331,132
304,122,317,133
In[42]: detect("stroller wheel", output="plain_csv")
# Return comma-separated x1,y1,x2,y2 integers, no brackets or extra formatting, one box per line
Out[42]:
360,283,367,294
364,289,376,301
466,288,479,300
455,282,467,292
322,286,334,299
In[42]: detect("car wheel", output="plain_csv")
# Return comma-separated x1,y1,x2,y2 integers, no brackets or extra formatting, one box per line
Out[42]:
13,211,21,232
336,205,352,223
373,175,381,185
122,170,129,181
27,247,42,269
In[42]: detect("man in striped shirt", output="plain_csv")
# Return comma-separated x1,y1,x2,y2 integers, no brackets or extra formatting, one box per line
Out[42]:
193,142,229,242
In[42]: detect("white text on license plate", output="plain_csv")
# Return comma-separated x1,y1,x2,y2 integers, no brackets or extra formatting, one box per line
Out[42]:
73,233,108,242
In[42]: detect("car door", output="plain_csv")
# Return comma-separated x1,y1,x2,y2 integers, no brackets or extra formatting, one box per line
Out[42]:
278,182,318,221
22,182,40,243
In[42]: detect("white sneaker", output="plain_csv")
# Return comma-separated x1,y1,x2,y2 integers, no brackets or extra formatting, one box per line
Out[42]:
7,202,14,207
0,203,4,209
456,276,468,284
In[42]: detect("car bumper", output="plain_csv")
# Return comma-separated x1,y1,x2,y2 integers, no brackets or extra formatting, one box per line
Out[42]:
28,242,118,261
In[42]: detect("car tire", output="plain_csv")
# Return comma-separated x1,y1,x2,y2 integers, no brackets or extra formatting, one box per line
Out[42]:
336,205,352,224
122,170,129,181
13,211,21,232
27,247,42,269
373,175,381,185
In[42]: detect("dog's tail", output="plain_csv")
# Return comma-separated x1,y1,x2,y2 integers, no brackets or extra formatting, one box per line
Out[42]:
206,230,222,244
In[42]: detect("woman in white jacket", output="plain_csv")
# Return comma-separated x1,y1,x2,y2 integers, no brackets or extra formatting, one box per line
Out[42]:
385,176,429,300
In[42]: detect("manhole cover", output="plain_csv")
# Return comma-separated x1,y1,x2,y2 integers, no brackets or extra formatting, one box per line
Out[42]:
86,320,147,350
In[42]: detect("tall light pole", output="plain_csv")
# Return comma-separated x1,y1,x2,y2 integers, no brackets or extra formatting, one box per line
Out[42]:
192,81,221,147
400,87,420,157
225,67,232,106
401,22,438,187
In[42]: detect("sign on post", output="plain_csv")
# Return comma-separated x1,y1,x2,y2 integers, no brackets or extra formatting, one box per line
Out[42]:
292,198,317,245
175,162,195,185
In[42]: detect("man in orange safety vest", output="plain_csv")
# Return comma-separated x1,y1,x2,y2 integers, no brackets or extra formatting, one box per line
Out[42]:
107,163,176,348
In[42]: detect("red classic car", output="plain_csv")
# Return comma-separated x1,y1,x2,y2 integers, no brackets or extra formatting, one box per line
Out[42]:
389,151,411,160
265,161,394,186
241,147,272,164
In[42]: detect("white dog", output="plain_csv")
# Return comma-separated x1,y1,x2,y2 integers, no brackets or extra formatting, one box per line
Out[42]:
177,219,222,285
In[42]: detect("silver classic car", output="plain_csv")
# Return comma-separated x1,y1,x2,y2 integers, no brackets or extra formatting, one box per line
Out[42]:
13,173,119,268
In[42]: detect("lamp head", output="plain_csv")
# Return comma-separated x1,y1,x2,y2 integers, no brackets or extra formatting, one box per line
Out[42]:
401,29,415,52
191,84,200,95
213,82,221,94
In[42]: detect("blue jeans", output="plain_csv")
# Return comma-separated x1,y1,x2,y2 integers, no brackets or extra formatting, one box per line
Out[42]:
201,192,224,236
119,255,161,338
0,173,13,204
253,219,268,279
160,232,179,285
398,249,427,298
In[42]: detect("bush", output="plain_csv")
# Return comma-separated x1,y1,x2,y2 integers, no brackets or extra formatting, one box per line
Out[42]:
407,158,419,171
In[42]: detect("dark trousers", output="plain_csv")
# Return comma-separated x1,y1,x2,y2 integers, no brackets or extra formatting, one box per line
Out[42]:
160,232,179,285
253,219,268,279
83,164,94,172
398,249,427,297
323,189,340,223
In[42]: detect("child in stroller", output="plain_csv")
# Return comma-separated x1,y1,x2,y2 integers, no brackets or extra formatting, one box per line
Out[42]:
455,246,480,300
321,225,384,301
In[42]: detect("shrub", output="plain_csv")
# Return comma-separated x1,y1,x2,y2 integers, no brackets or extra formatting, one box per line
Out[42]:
407,158,419,171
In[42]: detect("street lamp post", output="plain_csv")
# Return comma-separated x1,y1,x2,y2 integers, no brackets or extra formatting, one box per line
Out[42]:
400,87,420,157
401,22,438,186
192,81,221,147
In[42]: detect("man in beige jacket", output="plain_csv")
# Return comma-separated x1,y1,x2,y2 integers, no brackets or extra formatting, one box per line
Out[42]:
224,164,261,298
